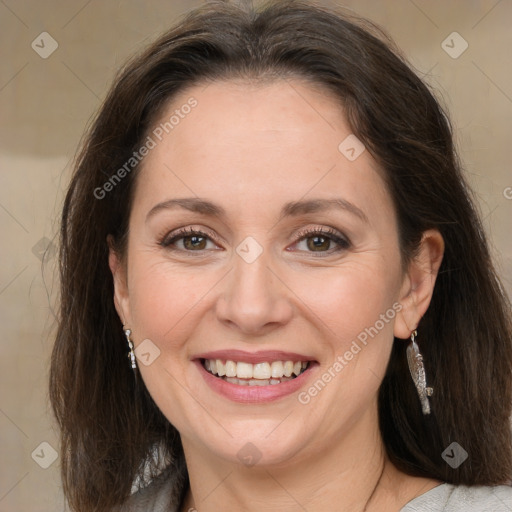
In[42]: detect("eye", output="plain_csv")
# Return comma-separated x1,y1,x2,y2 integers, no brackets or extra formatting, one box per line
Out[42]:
290,227,351,255
160,227,221,252
160,226,351,255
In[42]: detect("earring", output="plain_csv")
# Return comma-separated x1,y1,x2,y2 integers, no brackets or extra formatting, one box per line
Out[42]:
124,328,137,370
406,329,433,415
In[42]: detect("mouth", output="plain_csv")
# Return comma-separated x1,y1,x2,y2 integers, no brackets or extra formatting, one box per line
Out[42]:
201,358,310,386
192,349,319,404
194,351,318,403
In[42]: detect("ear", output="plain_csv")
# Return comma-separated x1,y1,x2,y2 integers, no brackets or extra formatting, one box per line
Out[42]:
394,229,444,339
107,234,131,327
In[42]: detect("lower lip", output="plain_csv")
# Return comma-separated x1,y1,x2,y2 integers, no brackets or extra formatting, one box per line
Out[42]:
194,360,317,403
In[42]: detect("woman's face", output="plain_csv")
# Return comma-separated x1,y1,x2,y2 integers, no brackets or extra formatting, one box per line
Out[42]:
111,78,415,467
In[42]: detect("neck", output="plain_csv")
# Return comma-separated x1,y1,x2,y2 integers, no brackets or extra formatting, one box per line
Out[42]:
179,405,437,512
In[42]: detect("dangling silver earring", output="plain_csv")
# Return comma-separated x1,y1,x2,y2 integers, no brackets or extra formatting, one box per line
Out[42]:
406,329,433,415
124,328,137,370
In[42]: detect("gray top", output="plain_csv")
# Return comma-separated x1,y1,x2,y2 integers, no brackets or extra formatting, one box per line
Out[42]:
123,464,512,511
400,482,512,511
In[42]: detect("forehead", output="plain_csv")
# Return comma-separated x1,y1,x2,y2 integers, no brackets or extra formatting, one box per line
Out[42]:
161,78,350,153
133,79,391,222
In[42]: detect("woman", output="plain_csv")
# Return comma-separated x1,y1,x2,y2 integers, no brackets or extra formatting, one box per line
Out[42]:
49,1,512,511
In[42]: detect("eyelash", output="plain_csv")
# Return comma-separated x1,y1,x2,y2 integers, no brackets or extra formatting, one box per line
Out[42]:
160,226,351,256
293,227,351,254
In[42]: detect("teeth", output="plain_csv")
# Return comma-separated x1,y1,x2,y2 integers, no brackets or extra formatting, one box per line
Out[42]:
253,362,271,379
283,361,294,377
203,358,309,384
249,379,269,386
216,359,226,376
225,360,237,378
225,377,241,385
271,361,284,378
217,376,296,386
236,361,253,379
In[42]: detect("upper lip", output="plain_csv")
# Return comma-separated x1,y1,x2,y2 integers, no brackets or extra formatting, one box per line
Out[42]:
193,349,315,364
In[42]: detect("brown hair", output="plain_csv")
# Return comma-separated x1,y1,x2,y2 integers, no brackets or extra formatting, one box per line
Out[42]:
49,1,512,510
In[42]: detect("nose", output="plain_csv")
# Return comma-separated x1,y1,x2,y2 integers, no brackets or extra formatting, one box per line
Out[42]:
215,248,294,336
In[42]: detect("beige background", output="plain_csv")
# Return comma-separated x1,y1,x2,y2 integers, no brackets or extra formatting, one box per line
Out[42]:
0,0,511,510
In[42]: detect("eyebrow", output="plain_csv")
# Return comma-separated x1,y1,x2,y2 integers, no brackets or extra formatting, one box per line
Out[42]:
146,197,369,224
279,197,369,224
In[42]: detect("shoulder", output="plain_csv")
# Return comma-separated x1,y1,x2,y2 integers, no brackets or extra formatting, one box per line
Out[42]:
401,482,512,512
120,461,188,512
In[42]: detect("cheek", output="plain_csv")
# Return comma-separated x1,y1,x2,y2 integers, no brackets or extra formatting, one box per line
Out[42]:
127,249,401,347
293,258,401,345
288,260,401,438
127,257,216,342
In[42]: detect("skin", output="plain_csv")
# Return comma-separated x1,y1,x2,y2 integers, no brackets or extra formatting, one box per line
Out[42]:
109,78,445,511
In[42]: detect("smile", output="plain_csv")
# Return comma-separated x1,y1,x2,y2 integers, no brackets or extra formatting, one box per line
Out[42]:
194,350,318,403
202,359,309,386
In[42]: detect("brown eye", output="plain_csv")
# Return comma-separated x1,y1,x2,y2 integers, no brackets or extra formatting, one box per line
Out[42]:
161,227,219,252
291,228,351,255
306,235,332,252
182,234,207,250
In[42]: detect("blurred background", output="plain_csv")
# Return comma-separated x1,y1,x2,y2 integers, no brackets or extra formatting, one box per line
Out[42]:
0,0,511,510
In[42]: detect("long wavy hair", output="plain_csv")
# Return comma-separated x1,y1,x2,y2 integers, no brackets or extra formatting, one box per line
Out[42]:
49,1,512,510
